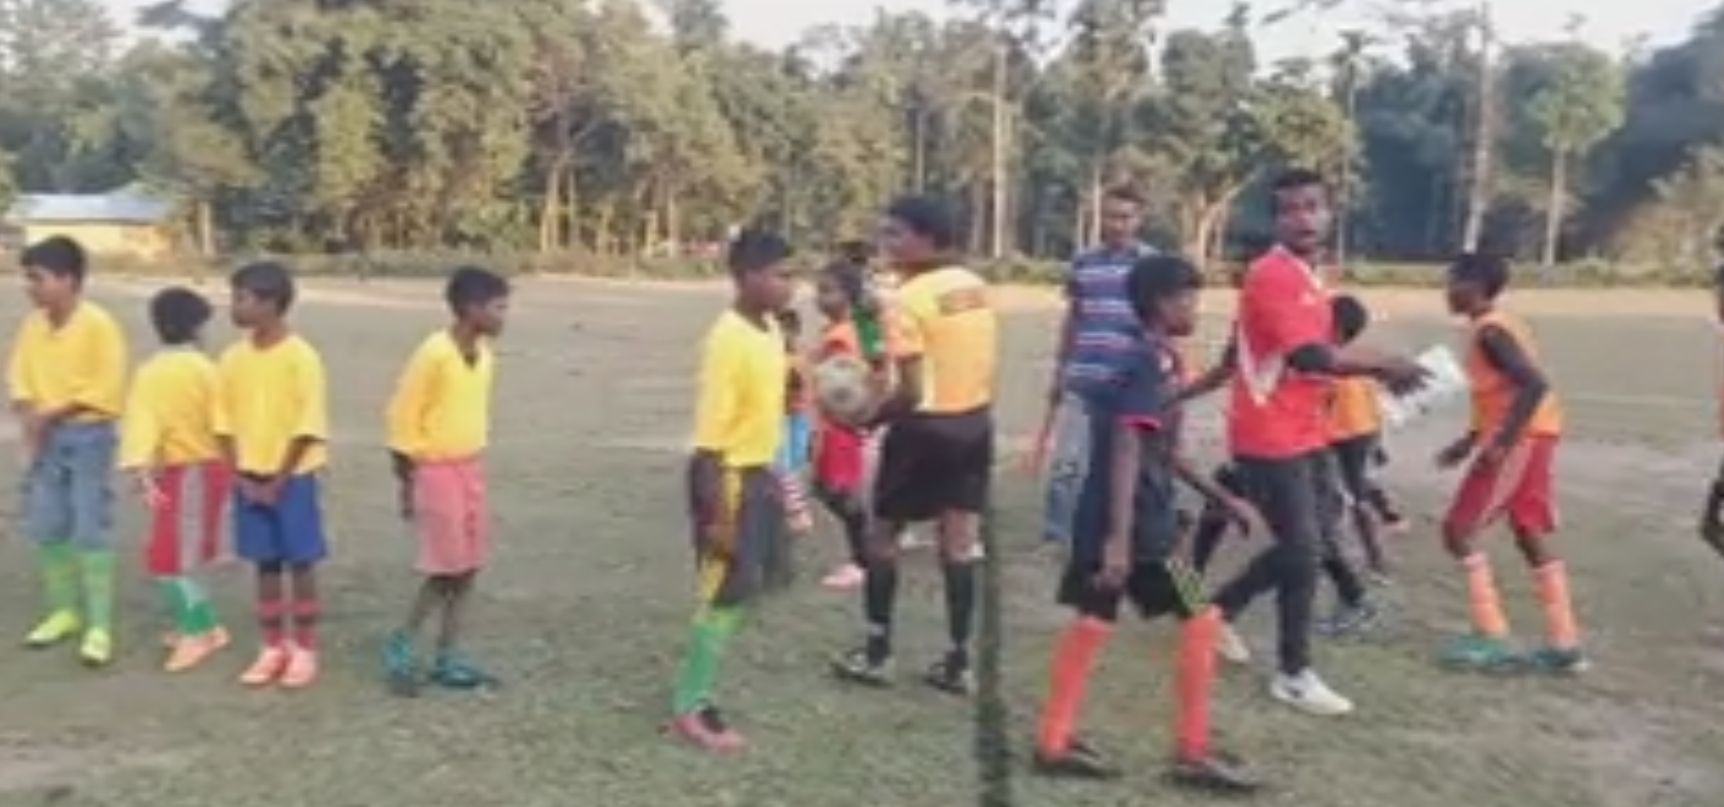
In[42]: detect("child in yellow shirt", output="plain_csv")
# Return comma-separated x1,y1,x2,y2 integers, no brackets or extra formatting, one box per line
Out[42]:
214,262,331,689
383,267,509,696
7,237,128,667
119,287,233,673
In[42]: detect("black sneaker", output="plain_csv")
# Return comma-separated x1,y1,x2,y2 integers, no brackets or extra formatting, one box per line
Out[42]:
1166,750,1260,794
1032,738,1121,780
830,647,894,687
922,653,973,696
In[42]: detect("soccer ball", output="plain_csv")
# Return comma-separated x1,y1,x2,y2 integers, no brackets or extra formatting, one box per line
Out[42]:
812,354,875,418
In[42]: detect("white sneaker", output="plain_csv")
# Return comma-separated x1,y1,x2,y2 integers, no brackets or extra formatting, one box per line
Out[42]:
898,529,932,550
1216,623,1251,664
1269,669,1353,716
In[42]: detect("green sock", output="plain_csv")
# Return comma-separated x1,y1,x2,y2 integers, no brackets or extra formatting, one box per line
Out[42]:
671,607,742,716
181,579,218,634
79,550,115,633
36,542,78,615
157,577,192,632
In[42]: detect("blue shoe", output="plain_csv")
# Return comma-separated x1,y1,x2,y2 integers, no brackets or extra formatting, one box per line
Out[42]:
383,631,420,697
1526,645,1590,675
1438,634,1523,672
430,651,499,690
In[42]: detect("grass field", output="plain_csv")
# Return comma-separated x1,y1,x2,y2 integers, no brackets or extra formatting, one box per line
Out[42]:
0,277,1721,807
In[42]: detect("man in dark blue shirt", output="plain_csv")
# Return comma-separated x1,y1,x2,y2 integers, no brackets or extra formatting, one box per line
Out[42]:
1032,254,1261,793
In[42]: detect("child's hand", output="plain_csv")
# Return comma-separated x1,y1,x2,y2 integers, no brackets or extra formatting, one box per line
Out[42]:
1434,439,1472,470
131,472,167,510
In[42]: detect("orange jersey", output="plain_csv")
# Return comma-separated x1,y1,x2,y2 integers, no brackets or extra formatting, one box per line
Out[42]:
1466,310,1562,443
1327,376,1382,441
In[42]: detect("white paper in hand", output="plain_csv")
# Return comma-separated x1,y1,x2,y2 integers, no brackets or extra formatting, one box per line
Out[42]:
1379,345,1467,429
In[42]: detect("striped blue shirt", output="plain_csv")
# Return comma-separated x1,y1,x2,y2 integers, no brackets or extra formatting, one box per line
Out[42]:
1060,242,1155,397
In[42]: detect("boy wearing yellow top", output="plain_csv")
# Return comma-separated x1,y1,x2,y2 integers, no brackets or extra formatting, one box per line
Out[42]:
668,230,796,752
383,267,510,696
832,196,998,694
214,262,331,689
8,237,128,667
119,287,233,672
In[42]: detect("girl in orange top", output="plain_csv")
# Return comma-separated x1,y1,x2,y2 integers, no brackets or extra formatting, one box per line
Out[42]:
1435,253,1583,674
808,263,874,588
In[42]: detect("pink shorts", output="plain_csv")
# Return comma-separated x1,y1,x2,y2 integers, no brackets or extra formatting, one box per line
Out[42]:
413,458,489,575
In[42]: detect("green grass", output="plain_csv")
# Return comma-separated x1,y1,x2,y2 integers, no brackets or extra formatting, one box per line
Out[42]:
0,278,1719,807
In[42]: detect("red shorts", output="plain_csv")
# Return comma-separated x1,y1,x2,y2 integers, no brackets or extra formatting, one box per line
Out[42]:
813,425,866,493
413,457,490,576
1443,436,1558,536
145,461,233,576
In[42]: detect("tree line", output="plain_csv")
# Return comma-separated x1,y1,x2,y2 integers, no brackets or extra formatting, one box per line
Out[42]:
1,0,1722,273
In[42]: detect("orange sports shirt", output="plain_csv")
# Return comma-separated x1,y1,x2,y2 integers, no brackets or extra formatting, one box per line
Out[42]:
1465,310,1562,444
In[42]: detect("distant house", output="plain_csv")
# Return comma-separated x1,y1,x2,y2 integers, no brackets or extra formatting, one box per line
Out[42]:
1,185,178,261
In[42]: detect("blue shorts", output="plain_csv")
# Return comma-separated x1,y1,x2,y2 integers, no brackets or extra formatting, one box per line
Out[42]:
24,421,117,549
776,413,812,473
233,473,327,566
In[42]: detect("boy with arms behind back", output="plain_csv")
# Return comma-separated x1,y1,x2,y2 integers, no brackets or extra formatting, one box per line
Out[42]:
119,287,233,672
668,230,797,751
216,262,331,689
383,267,510,695
1435,253,1584,673
8,236,128,666
1033,254,1260,792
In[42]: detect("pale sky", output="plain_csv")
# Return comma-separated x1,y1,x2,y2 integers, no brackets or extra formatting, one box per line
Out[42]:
104,0,1719,60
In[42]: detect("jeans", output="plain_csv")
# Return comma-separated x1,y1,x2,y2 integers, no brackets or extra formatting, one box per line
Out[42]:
1042,394,1092,545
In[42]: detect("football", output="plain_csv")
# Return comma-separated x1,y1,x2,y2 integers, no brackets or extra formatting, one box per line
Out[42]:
811,354,875,418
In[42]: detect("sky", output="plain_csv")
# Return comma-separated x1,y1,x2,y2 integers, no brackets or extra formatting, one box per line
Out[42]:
102,0,1719,61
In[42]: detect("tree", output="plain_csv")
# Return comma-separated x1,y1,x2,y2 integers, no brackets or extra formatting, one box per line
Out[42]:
1521,43,1627,264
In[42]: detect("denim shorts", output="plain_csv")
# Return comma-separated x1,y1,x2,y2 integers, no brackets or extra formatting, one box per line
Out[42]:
24,421,118,549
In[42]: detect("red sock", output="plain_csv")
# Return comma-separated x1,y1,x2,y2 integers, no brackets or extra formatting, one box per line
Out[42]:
1036,616,1111,756
291,598,320,650
258,599,286,648
1174,606,1222,760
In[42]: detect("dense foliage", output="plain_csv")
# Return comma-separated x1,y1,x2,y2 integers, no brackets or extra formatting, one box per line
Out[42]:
2,0,1722,277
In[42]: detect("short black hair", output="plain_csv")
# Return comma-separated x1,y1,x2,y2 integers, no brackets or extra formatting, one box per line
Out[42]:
884,195,961,251
1104,185,1144,206
21,236,87,283
1330,293,1369,344
445,266,509,314
1270,168,1326,212
726,229,792,278
149,286,212,346
1125,254,1202,322
1449,252,1510,299
230,261,297,314
835,240,872,265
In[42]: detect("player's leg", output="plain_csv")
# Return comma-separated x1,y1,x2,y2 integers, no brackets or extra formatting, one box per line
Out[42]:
1142,559,1259,792
922,409,992,695
668,467,761,751
1700,452,1724,557
1032,564,1123,779
385,460,449,695
275,474,329,688
832,421,928,686
21,433,80,648
1438,452,1520,670
813,480,867,589
425,460,498,690
1313,449,1380,638
1337,435,1389,577
1505,438,1587,674
159,464,225,672
1189,463,1239,577
233,475,292,686
57,423,118,666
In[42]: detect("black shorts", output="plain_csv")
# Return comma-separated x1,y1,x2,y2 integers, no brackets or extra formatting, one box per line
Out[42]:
873,406,993,522
689,467,790,607
1057,558,1208,623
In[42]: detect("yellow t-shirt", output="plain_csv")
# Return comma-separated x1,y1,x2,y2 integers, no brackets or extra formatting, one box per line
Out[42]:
692,310,786,468
213,334,330,475
118,348,222,468
386,330,495,462
6,300,127,421
892,266,997,413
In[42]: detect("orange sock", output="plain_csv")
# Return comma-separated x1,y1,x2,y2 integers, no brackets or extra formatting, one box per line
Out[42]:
1533,561,1581,649
1174,606,1221,760
1462,553,1510,638
1036,616,1110,756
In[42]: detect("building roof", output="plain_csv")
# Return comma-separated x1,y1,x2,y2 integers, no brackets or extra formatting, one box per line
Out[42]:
3,186,175,225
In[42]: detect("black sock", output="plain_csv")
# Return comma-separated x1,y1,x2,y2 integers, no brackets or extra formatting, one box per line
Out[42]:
814,485,868,564
941,559,976,666
862,559,899,664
